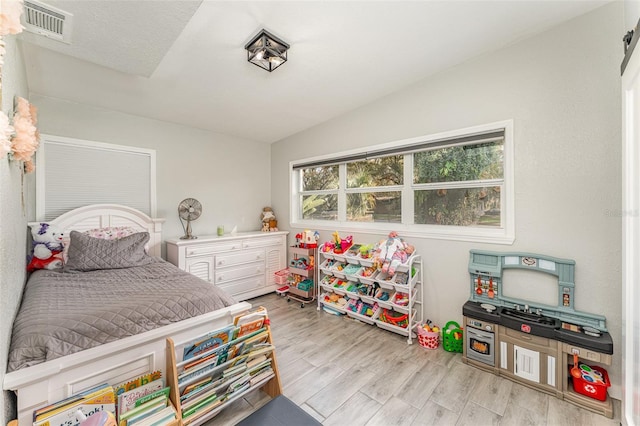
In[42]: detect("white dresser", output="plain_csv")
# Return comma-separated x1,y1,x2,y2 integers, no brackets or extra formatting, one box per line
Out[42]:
166,231,288,301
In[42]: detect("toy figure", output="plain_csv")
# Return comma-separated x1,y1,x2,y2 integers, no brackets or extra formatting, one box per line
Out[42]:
373,231,415,275
300,230,320,248
261,207,277,232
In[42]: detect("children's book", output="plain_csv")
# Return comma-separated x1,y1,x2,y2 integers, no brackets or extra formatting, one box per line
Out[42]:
117,379,164,417
113,372,163,397
249,368,274,386
175,326,265,374
134,388,170,408
123,403,165,426
181,392,219,419
246,354,267,369
132,405,176,426
118,395,166,426
232,308,267,339
181,398,221,426
180,377,213,399
181,384,217,412
34,384,115,426
33,383,108,421
176,325,235,362
238,330,269,355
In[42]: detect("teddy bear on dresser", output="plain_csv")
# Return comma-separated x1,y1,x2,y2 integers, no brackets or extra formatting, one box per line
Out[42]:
27,223,65,271
261,207,278,232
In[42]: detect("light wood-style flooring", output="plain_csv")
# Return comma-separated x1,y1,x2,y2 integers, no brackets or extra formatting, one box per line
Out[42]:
208,293,621,426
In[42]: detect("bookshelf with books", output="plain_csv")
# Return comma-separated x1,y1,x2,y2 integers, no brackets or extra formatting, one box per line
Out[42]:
21,309,279,426
165,307,282,426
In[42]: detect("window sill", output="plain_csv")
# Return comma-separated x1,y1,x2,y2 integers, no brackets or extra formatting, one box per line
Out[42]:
290,220,515,245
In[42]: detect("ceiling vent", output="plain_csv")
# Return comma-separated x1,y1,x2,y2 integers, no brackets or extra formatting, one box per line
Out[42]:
22,0,73,44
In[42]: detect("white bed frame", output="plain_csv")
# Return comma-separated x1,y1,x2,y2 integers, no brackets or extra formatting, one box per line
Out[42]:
3,205,251,425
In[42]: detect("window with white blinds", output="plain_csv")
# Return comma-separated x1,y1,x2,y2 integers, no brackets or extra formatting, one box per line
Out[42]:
36,135,156,221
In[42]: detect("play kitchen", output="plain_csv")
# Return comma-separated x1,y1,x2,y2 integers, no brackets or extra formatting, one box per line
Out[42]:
461,250,614,418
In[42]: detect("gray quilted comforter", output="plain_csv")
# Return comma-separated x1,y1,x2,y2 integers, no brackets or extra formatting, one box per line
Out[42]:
7,259,236,372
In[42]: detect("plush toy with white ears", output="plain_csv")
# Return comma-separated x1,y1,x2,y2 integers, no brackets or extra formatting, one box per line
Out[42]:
27,223,65,271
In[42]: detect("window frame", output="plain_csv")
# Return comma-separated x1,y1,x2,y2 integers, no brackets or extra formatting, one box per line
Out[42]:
36,134,157,221
290,120,514,244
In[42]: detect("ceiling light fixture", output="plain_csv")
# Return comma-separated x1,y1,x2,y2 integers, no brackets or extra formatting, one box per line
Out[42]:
244,29,289,72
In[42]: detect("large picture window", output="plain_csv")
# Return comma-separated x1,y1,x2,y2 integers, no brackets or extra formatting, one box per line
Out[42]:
291,121,514,243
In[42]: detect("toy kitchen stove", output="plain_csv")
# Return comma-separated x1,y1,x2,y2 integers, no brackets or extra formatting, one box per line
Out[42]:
462,250,613,371
461,250,615,417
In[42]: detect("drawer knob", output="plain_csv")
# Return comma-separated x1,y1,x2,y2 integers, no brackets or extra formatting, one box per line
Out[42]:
218,260,225,265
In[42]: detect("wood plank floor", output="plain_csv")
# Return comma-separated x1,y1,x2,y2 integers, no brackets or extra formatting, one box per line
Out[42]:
206,293,621,426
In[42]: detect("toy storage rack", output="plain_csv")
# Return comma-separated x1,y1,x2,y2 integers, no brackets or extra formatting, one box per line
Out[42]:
286,246,317,308
317,242,423,344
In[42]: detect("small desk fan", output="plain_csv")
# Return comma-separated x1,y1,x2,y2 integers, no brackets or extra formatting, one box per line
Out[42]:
178,198,202,240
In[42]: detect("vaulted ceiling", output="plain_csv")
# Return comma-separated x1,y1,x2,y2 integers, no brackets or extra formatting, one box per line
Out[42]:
19,0,610,143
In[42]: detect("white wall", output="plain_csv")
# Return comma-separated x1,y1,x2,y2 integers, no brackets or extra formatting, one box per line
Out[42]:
272,3,624,398
29,95,272,251
625,0,640,31
0,37,30,425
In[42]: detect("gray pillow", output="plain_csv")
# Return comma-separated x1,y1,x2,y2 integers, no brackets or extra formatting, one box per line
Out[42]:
64,230,154,272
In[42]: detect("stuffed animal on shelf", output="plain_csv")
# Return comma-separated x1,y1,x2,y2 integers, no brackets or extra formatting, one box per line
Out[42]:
27,223,65,271
373,231,415,275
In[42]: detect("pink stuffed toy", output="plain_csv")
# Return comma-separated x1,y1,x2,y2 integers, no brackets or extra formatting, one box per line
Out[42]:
374,231,415,275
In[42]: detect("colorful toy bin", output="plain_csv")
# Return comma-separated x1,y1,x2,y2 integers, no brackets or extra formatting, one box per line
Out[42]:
442,321,464,353
572,363,611,401
274,269,289,285
415,324,440,350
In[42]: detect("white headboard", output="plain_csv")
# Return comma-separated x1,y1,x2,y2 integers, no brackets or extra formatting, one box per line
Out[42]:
28,204,165,257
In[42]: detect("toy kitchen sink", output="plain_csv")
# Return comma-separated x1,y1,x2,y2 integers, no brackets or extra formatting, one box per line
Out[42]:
461,250,614,418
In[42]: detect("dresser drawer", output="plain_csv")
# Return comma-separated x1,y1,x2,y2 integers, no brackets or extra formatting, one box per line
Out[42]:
217,276,265,297
216,250,264,268
215,263,264,284
166,231,287,301
185,241,241,257
242,236,284,249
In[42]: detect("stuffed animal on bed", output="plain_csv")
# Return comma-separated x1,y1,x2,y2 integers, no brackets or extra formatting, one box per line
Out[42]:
27,223,65,271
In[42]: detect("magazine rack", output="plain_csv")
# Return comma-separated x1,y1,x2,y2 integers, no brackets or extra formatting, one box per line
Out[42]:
165,307,282,426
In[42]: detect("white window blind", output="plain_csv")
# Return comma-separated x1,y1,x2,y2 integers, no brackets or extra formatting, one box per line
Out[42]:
36,135,156,221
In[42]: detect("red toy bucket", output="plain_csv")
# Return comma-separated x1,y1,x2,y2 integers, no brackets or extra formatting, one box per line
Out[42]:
571,363,610,401
415,325,439,350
